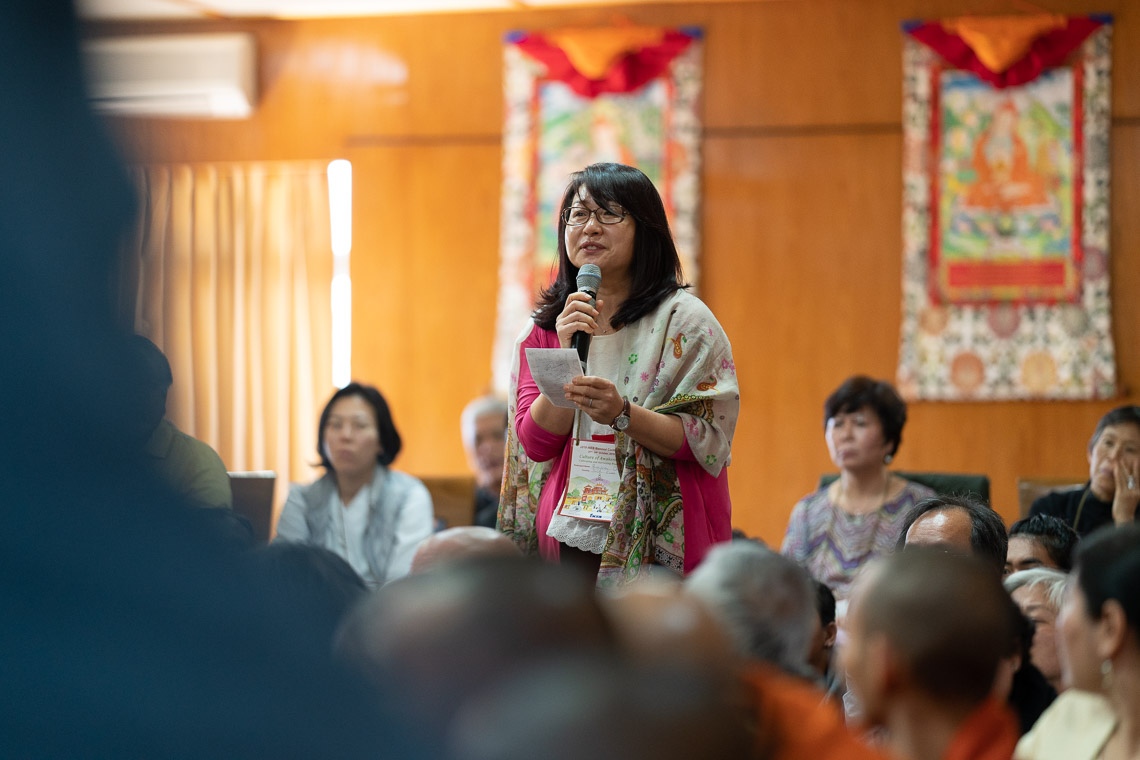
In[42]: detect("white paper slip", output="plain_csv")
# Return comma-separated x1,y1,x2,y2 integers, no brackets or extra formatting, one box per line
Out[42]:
524,347,584,408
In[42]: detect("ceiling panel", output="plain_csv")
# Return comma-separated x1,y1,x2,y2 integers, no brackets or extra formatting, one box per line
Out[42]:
78,0,749,20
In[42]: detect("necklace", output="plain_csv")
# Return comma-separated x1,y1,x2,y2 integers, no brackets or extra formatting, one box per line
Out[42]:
838,474,893,517
1072,487,1091,533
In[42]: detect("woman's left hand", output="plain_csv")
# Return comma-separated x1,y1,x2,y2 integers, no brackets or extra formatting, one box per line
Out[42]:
565,376,623,427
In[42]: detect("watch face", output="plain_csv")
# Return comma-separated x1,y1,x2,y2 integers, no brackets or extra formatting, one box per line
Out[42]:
613,414,631,432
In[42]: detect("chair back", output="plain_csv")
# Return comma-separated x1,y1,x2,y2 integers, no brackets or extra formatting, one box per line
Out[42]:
420,475,476,530
1016,477,1084,519
820,471,991,503
228,471,277,544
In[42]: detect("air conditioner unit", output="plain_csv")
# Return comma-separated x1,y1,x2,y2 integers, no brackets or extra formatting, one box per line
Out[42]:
83,33,257,119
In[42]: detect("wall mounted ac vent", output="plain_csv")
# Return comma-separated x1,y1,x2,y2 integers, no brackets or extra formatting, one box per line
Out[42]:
83,33,257,119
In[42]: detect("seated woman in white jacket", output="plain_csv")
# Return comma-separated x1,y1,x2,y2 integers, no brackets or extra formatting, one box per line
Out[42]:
276,382,434,588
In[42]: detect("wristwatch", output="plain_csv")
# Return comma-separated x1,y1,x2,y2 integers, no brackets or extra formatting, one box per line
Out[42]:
610,396,631,432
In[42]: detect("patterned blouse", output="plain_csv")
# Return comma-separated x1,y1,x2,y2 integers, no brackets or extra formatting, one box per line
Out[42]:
780,479,936,601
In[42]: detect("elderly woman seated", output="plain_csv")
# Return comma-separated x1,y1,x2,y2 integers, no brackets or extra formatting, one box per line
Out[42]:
1029,405,1140,536
1014,524,1140,760
1004,567,1068,694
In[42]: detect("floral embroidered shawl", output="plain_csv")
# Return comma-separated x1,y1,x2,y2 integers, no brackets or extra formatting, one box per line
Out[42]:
498,289,739,588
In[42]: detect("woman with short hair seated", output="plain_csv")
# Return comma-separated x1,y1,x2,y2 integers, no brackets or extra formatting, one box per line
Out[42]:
781,376,934,601
1030,405,1140,537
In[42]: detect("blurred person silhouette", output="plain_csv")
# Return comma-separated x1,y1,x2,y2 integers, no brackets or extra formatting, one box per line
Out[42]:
125,334,233,510
0,3,423,756
448,655,758,760
686,540,820,679
811,580,842,699
461,395,508,527
409,525,522,574
334,556,614,755
603,575,887,760
249,542,369,659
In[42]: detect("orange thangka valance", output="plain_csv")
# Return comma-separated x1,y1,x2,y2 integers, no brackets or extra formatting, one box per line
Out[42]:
903,13,1109,88
506,26,700,98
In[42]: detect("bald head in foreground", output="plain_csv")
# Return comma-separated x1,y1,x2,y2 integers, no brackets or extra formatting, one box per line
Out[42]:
842,549,1021,760
409,525,521,574
334,557,613,753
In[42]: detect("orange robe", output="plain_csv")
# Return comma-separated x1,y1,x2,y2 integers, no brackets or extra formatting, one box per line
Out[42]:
742,664,891,760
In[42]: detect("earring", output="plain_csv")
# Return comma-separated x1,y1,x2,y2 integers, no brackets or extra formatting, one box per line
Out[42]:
1101,659,1114,691
884,453,894,465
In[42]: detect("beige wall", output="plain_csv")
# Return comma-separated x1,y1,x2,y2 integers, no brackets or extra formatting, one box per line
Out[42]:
100,0,1140,544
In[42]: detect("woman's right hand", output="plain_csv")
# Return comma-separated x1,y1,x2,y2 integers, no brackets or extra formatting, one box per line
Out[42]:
555,293,604,349
1112,457,1140,525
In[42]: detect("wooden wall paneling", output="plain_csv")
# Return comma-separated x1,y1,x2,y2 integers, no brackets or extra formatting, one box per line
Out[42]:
348,142,504,481
703,131,905,542
96,0,1139,546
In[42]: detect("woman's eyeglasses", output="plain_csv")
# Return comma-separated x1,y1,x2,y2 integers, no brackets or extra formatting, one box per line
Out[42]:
561,206,627,226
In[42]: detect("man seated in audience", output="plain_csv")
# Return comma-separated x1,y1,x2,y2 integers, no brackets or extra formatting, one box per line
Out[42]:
409,525,521,574
896,494,1058,729
1003,568,1068,694
126,334,233,510
333,557,613,755
842,550,1020,760
896,494,1008,575
602,562,884,760
461,395,508,527
686,540,819,679
811,580,842,699
1006,514,1078,575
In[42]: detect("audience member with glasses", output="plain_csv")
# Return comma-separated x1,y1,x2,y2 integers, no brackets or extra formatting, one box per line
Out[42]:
498,162,739,587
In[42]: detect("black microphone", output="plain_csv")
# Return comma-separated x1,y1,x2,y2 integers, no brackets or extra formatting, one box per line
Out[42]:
571,264,602,367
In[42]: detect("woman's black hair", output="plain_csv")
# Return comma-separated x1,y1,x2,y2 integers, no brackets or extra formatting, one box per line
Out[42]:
823,375,908,456
1074,523,1140,642
532,163,685,332
317,382,401,469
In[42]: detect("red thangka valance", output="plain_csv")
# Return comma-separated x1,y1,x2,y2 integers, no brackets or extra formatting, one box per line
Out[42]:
507,26,699,99
903,14,1109,88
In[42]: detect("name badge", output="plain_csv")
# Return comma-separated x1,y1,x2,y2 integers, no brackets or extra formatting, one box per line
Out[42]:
558,438,621,523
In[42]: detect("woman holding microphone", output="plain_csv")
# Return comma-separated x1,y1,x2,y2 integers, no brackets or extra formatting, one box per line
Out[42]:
498,163,739,587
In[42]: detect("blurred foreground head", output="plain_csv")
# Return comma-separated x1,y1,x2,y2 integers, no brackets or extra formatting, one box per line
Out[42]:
686,540,819,677
448,655,758,760
410,525,522,574
335,557,614,748
0,3,424,757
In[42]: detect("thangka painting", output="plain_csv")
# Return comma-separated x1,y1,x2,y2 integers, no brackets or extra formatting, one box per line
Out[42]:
493,26,702,393
898,15,1115,400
